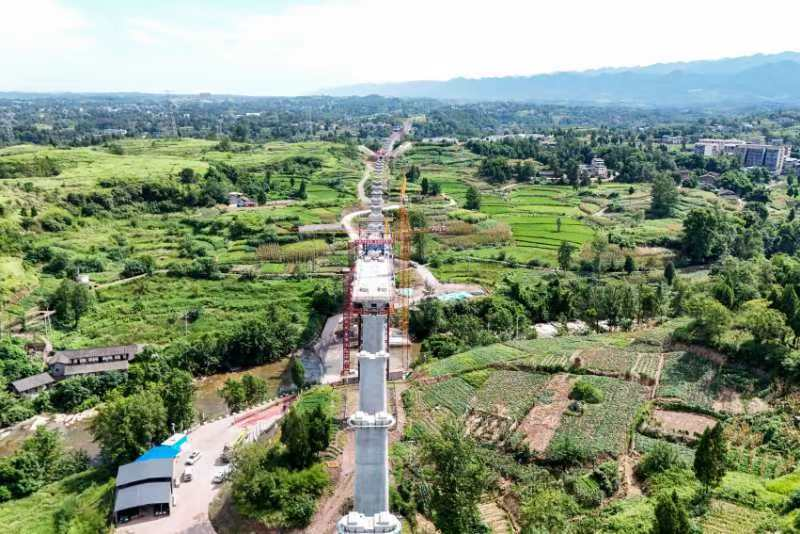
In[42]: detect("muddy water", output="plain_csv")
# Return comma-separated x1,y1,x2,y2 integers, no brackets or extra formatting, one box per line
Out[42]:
193,359,289,422
0,360,290,458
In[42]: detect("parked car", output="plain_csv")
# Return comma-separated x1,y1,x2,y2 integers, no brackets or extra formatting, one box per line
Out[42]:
185,450,201,465
182,467,193,482
212,467,231,484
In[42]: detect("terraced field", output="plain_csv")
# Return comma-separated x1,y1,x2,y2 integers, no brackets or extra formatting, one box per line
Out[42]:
472,370,551,419
422,343,528,376
419,377,476,415
656,352,718,409
701,499,775,534
547,375,648,459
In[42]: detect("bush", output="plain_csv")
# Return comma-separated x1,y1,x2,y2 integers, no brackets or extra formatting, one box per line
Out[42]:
565,474,604,507
594,461,620,496
569,381,604,404
121,255,155,277
637,442,685,480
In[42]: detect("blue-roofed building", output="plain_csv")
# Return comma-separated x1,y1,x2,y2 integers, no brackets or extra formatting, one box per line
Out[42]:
134,433,188,463
135,445,181,462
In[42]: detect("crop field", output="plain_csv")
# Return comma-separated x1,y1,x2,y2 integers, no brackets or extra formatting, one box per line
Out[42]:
701,500,775,534
472,370,552,419
50,274,317,348
630,352,662,382
547,375,648,459
576,346,639,375
656,352,718,409
727,447,797,479
716,471,787,511
479,185,595,264
419,377,476,415
422,343,528,377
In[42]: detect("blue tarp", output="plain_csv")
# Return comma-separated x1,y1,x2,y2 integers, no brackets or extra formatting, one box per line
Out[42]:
135,446,180,462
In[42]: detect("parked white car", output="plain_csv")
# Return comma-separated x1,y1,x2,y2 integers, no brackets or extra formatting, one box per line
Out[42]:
185,450,202,465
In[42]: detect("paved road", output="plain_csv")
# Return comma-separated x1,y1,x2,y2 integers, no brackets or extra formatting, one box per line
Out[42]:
117,398,293,534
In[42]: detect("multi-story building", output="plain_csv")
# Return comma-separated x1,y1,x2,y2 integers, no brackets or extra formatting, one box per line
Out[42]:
693,138,744,157
734,144,790,174
578,157,609,181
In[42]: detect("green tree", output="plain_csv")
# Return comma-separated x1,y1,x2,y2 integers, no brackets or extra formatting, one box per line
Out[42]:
306,404,332,454
682,207,737,263
161,369,194,432
405,165,420,183
280,408,314,469
650,174,679,217
652,491,691,534
297,180,308,200
408,208,427,229
219,378,247,413
664,261,676,285
412,231,429,264
242,374,269,406
694,423,727,495
464,186,481,210
91,389,168,467
420,177,429,196
179,168,196,183
624,255,636,274
49,280,94,328
291,359,305,389
741,299,790,345
685,294,732,342
422,418,489,534
557,241,576,271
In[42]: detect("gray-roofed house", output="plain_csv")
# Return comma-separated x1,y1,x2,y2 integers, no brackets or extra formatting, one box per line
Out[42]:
50,344,141,379
114,458,174,524
10,372,54,397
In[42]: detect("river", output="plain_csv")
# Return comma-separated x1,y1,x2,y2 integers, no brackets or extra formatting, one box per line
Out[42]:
0,359,290,458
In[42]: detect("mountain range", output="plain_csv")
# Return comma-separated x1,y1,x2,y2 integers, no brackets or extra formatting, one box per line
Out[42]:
326,52,800,107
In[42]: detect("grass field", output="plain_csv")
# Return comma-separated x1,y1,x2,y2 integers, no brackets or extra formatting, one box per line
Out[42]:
51,274,318,348
0,469,114,534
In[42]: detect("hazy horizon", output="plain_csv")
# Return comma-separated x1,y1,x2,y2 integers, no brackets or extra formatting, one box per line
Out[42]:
3,0,800,96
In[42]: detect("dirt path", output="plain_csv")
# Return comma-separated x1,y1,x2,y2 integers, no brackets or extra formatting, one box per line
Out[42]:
478,501,511,534
619,454,642,497
308,429,356,534
518,373,573,453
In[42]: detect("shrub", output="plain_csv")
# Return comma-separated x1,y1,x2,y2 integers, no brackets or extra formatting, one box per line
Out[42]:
121,255,155,277
637,442,685,480
569,380,604,404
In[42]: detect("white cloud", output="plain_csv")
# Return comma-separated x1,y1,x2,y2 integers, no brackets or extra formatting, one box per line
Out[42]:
1,0,90,50
1,0,799,94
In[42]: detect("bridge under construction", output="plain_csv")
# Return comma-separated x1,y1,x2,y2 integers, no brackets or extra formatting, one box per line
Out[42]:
337,137,406,533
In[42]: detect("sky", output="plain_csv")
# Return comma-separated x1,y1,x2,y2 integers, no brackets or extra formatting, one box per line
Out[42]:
2,0,800,96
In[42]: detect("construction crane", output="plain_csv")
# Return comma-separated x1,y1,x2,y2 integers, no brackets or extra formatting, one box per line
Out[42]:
396,172,412,369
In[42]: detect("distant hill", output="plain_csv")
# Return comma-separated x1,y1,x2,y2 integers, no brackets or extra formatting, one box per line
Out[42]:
326,52,800,107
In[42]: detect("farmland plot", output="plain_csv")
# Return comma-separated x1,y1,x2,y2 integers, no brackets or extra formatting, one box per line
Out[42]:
423,343,527,377
419,377,476,416
656,352,718,409
547,375,648,460
701,499,775,534
473,371,551,420
577,347,637,375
